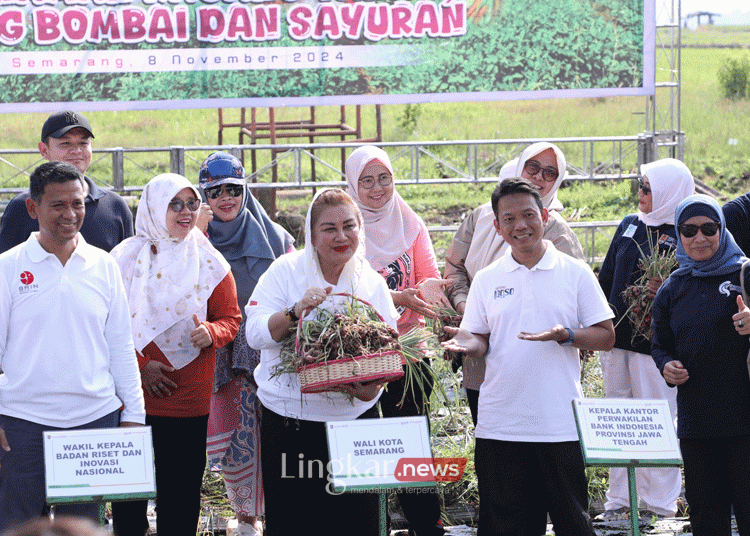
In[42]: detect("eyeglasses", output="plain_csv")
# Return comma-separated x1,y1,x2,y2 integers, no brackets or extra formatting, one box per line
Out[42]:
522,160,559,183
204,184,244,199
358,173,393,189
168,198,201,213
678,222,720,238
637,178,652,195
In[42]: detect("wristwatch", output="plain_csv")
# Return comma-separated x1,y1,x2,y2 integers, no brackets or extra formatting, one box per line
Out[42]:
557,327,575,346
285,303,300,323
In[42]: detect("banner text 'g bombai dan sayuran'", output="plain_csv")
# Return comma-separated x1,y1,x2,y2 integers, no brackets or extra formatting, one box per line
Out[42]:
0,0,653,112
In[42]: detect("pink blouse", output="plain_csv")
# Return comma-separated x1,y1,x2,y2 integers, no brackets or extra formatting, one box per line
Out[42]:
376,227,441,335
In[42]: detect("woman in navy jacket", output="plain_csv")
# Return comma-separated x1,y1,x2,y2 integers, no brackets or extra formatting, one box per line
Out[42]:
652,194,750,536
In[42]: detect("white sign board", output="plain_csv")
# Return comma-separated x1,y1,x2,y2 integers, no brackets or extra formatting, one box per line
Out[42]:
572,398,682,467
326,416,435,493
44,427,156,504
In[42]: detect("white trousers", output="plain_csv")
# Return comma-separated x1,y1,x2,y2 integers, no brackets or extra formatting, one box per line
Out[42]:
599,348,681,516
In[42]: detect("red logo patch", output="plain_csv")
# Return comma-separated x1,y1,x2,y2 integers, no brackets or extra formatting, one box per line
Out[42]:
20,271,34,285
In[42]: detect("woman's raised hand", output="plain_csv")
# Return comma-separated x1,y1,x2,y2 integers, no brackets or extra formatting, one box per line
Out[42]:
393,288,437,319
417,278,454,308
733,295,750,335
141,361,178,398
646,277,664,298
297,286,333,318
190,313,213,348
196,203,213,234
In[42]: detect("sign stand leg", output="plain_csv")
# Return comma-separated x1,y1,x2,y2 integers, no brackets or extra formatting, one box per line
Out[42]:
628,465,640,536
379,491,387,536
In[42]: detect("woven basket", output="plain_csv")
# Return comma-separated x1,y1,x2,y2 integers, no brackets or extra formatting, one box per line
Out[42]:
294,293,405,394
298,350,404,393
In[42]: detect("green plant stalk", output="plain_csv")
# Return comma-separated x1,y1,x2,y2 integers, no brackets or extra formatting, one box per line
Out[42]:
398,327,450,413
616,230,678,344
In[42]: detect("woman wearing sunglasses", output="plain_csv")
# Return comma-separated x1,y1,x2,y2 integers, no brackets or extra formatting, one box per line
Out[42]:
443,141,584,425
596,158,695,522
110,173,242,536
651,194,750,536
197,152,294,536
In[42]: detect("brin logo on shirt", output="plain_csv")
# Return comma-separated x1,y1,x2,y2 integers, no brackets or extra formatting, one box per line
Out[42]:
494,286,514,299
719,281,742,297
18,271,39,294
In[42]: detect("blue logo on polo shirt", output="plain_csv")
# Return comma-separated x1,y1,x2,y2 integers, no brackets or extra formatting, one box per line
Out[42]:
494,286,514,299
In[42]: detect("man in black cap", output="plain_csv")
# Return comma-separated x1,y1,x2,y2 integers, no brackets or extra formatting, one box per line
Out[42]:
0,111,134,253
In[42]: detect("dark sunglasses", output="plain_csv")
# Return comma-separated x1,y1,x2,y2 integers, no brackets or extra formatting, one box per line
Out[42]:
522,160,559,183
637,178,651,195
204,184,244,199
678,222,720,238
168,198,201,213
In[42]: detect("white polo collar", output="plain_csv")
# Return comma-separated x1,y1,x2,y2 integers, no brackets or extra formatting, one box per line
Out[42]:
24,233,90,264
499,240,558,272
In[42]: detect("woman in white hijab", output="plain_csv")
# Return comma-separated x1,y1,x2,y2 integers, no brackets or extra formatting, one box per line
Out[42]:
596,158,695,522
109,174,242,536
345,146,448,536
244,188,398,536
443,142,585,425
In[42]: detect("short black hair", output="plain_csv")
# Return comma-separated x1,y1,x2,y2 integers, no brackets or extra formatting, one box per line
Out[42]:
29,161,85,202
491,177,544,218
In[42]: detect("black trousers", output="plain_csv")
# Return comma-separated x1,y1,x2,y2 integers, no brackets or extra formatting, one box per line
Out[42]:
261,404,380,536
474,438,595,536
112,414,209,536
378,362,444,536
0,411,119,532
681,435,750,536
465,387,479,427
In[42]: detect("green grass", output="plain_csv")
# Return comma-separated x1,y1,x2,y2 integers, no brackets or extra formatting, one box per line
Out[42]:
2,41,750,196
679,25,750,47
3,47,749,198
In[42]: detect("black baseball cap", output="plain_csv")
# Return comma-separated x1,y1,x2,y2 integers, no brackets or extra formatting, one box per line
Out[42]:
41,111,94,142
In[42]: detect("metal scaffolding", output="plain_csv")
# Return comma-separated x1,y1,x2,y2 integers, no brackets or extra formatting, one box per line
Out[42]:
647,0,683,160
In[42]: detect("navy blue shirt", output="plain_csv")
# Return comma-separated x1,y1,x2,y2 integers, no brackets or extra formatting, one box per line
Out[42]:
651,268,750,439
598,214,678,355
723,193,750,257
0,176,134,253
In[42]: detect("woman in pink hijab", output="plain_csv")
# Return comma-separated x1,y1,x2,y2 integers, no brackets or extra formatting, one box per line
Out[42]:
346,145,450,536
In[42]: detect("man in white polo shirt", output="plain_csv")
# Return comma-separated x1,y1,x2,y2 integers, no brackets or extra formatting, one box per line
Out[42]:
0,161,145,530
443,177,615,536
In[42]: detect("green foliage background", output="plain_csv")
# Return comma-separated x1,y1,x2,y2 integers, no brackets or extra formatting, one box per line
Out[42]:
0,0,643,104
718,53,750,100
368,0,643,94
